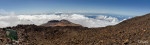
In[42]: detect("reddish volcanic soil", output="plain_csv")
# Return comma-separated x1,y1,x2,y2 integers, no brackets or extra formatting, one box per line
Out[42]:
0,13,150,45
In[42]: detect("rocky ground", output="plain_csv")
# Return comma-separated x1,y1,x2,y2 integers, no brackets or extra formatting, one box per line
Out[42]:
0,13,150,45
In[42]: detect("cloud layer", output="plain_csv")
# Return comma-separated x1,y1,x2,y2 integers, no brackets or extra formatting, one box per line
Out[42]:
0,14,121,28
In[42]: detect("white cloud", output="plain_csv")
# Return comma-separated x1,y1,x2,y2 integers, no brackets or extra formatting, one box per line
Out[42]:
0,9,124,28
0,13,120,28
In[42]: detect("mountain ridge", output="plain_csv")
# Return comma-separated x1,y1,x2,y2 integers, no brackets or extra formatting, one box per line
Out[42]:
40,19,82,27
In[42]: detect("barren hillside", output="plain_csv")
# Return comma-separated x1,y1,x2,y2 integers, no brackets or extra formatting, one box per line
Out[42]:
0,14,150,45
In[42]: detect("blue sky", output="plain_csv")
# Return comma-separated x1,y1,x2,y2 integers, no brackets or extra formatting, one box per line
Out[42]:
0,0,150,16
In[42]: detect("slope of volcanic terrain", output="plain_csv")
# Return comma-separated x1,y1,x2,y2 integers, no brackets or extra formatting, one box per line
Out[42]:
40,19,81,27
0,14,150,45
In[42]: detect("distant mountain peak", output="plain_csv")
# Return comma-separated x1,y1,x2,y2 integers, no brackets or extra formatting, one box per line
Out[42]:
40,19,81,27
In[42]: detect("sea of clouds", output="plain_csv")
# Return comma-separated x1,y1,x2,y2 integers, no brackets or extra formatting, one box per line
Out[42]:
0,10,128,28
0,14,122,28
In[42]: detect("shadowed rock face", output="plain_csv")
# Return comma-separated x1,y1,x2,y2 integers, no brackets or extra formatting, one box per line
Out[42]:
0,13,150,45
40,19,81,27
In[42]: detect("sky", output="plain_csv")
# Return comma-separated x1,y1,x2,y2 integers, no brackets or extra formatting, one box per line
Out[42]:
0,0,150,16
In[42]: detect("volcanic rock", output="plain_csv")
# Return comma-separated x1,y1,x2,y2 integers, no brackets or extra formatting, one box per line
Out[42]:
0,13,150,45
